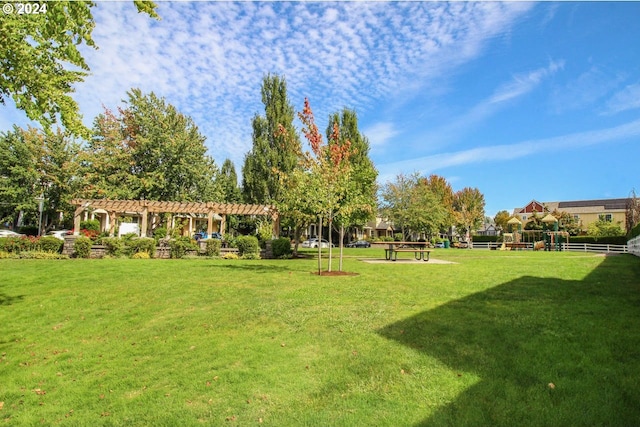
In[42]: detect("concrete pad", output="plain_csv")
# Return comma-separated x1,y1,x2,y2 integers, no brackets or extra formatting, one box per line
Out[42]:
359,258,456,264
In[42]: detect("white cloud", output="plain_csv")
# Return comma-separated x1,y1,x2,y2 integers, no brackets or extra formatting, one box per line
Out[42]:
363,122,400,148
2,2,533,169
376,118,640,183
604,82,640,115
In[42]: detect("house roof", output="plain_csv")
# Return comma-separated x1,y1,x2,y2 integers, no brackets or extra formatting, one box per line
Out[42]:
556,198,630,210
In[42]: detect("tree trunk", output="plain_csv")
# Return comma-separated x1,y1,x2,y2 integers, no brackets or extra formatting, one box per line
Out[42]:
339,224,344,271
293,224,300,256
317,217,322,275
327,217,333,272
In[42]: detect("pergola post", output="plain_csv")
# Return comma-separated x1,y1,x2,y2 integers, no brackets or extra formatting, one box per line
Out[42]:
207,210,214,236
220,214,226,236
73,206,83,236
109,211,117,236
272,212,280,238
140,207,148,237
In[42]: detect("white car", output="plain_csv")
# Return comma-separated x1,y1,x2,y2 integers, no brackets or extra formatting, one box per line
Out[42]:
301,238,334,248
46,229,71,240
0,229,24,238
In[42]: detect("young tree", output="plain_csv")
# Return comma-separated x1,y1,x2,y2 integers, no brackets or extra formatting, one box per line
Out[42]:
380,173,416,240
242,74,300,205
0,1,158,137
453,187,486,245
326,108,377,269
421,174,455,234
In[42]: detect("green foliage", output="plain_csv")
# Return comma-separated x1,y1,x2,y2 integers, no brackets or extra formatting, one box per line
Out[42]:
587,219,624,238
80,89,222,202
453,187,486,236
272,238,292,258
236,235,260,256
494,210,511,232
570,235,628,245
241,252,261,260
220,159,242,203
38,236,64,253
12,251,69,259
153,227,168,240
205,239,221,257
0,127,79,230
102,237,125,257
168,236,198,259
131,251,151,259
256,220,273,248
0,1,157,136
242,74,300,204
0,236,31,253
73,236,92,258
80,219,100,232
128,237,156,258
629,223,640,239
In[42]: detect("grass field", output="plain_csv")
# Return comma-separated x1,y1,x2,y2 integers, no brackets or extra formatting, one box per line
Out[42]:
1,249,639,426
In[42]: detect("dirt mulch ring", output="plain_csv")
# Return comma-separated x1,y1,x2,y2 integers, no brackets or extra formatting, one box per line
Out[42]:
311,270,359,276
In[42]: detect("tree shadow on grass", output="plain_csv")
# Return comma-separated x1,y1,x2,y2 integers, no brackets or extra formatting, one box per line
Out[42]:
0,290,24,306
212,263,292,273
378,255,640,426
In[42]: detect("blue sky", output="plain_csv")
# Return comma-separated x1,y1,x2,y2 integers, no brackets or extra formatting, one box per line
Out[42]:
2,1,639,216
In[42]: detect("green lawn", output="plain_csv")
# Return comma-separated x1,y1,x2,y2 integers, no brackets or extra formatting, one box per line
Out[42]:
1,250,639,426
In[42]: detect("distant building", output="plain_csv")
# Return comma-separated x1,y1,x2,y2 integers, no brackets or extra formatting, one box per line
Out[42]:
513,198,631,230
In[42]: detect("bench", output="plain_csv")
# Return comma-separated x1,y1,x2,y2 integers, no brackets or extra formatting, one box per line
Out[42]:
391,248,431,261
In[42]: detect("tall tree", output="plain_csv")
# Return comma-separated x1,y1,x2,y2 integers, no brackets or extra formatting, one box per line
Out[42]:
453,187,486,245
0,126,79,230
0,1,158,137
242,74,300,205
380,173,416,239
81,89,222,202
219,159,241,203
421,174,455,233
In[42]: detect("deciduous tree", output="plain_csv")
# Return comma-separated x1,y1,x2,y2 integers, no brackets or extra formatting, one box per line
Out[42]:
453,187,486,245
0,1,158,137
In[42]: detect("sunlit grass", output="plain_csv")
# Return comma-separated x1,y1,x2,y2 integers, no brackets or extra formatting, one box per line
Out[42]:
1,251,639,426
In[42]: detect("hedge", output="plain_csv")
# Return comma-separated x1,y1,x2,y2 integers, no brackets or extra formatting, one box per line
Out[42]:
74,237,93,258
470,235,499,243
629,223,640,240
205,239,221,257
569,235,628,245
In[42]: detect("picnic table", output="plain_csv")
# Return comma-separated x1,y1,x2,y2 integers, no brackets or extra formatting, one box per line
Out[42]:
384,242,431,262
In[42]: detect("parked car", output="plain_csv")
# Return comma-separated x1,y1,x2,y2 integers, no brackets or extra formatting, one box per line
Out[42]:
0,229,24,238
346,240,371,248
46,229,71,240
301,238,334,248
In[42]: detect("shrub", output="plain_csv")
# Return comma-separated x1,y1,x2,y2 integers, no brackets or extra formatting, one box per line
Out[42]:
131,251,151,259
0,237,31,253
471,235,499,243
205,239,221,256
74,237,92,258
236,235,259,257
242,252,261,260
153,227,167,241
629,223,640,240
38,236,63,253
0,250,12,259
128,237,156,258
221,252,239,260
169,236,198,259
80,219,100,232
16,251,69,259
102,237,125,257
272,237,292,258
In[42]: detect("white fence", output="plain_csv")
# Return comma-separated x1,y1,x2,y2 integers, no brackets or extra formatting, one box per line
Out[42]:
628,235,640,257
470,241,629,254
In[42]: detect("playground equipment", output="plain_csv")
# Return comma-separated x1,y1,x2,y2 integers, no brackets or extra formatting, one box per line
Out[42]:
500,215,570,251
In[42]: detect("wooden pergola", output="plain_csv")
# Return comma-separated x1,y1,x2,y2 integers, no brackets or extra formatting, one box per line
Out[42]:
71,199,279,238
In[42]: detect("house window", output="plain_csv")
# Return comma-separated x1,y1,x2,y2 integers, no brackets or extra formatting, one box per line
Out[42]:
573,215,580,221
599,214,612,222
522,215,527,221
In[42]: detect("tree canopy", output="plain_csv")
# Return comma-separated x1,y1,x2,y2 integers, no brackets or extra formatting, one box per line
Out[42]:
0,1,158,137
80,89,221,202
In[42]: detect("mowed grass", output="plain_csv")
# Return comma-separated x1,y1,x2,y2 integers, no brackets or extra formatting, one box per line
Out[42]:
1,250,640,426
